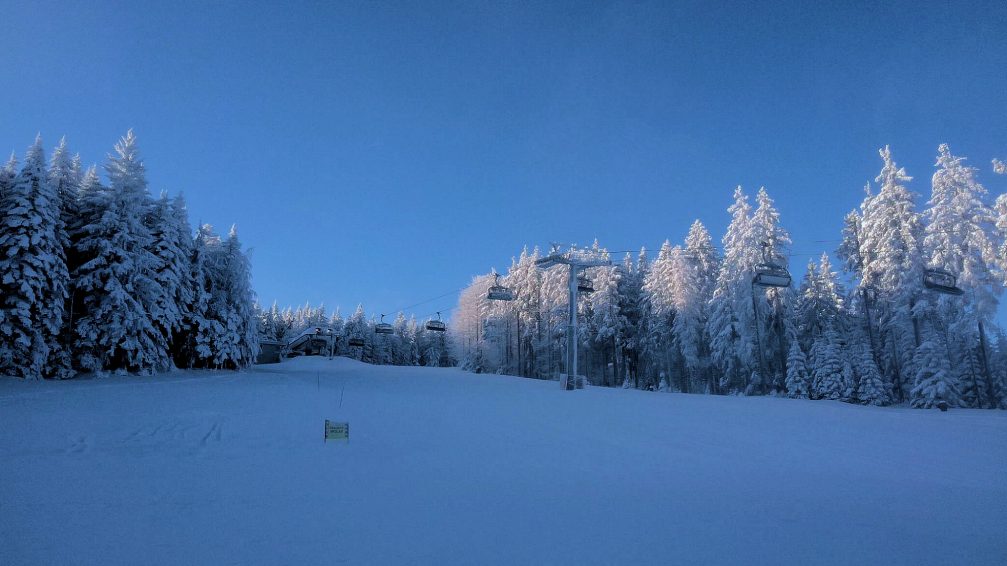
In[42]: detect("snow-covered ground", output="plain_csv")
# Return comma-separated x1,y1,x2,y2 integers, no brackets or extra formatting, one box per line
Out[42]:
2,357,1005,565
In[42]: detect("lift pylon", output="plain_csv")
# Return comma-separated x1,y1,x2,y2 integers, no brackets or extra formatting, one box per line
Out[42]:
535,244,611,390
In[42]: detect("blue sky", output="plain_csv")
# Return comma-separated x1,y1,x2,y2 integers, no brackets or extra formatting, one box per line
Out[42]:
1,1,1005,320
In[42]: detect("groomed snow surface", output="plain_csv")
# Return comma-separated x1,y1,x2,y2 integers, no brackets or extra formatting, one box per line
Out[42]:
2,357,1005,565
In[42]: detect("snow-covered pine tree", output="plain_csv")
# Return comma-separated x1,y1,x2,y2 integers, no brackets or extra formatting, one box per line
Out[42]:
587,253,624,386
508,247,542,377
836,196,888,375
794,259,819,351
709,187,761,394
910,327,960,409
854,339,889,406
837,207,864,276
201,226,259,369
0,137,70,379
0,154,17,371
784,340,810,399
167,195,197,363
67,166,102,368
642,240,680,388
177,223,218,368
796,253,848,370
0,153,15,200
48,137,79,237
615,249,647,388
405,315,420,365
858,146,925,402
391,312,410,365
145,192,191,367
810,330,847,400
452,274,499,373
672,220,718,393
48,138,82,373
73,131,167,373
923,144,1001,408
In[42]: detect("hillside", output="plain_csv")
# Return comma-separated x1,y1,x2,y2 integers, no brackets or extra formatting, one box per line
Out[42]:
2,357,1005,565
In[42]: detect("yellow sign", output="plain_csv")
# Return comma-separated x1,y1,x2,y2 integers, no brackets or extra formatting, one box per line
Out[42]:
324,420,349,442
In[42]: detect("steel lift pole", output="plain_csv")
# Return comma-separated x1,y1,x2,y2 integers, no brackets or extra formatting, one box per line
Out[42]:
536,245,610,390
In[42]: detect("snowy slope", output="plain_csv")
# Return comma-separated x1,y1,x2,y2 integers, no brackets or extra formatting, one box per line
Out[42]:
1,357,1005,565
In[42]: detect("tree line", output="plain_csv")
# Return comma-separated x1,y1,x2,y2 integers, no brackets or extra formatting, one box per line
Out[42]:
451,145,1007,409
257,303,452,367
0,132,258,379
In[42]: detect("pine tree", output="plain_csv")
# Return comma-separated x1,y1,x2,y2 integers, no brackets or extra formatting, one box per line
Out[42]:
910,330,959,409
179,223,218,368
642,240,679,386
48,136,79,235
587,257,624,387
200,226,259,369
0,137,70,379
673,220,718,393
811,330,847,400
48,138,82,374
167,195,197,365
0,154,17,371
858,146,925,401
709,187,761,393
392,312,409,365
146,193,189,366
73,131,166,373
784,340,810,399
837,207,864,276
924,144,1001,407
853,342,889,406
616,249,647,388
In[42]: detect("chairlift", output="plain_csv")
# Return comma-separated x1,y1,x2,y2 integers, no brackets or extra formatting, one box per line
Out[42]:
487,273,514,301
425,312,447,332
348,337,365,347
753,263,792,288
375,314,394,335
752,242,792,288
577,273,594,294
923,269,964,296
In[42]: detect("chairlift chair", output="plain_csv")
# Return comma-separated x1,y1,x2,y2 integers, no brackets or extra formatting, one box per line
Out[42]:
425,312,447,332
375,314,394,335
487,273,514,301
577,273,594,294
752,241,792,289
752,263,792,288
923,269,964,296
348,337,365,347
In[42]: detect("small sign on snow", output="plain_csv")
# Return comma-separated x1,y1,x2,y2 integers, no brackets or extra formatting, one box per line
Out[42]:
324,420,349,442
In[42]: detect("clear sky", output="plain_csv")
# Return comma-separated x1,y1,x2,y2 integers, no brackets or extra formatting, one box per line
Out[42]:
1,1,1005,320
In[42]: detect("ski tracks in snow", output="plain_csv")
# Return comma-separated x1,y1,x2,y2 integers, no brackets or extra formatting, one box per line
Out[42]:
113,415,227,456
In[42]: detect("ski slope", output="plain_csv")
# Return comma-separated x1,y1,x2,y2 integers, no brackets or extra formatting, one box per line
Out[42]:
2,357,1005,565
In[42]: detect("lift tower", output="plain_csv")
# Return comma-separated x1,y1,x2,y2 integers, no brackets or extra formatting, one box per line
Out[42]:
536,245,611,390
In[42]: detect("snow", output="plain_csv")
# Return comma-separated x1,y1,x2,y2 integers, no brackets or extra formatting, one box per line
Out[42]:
2,357,1005,565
